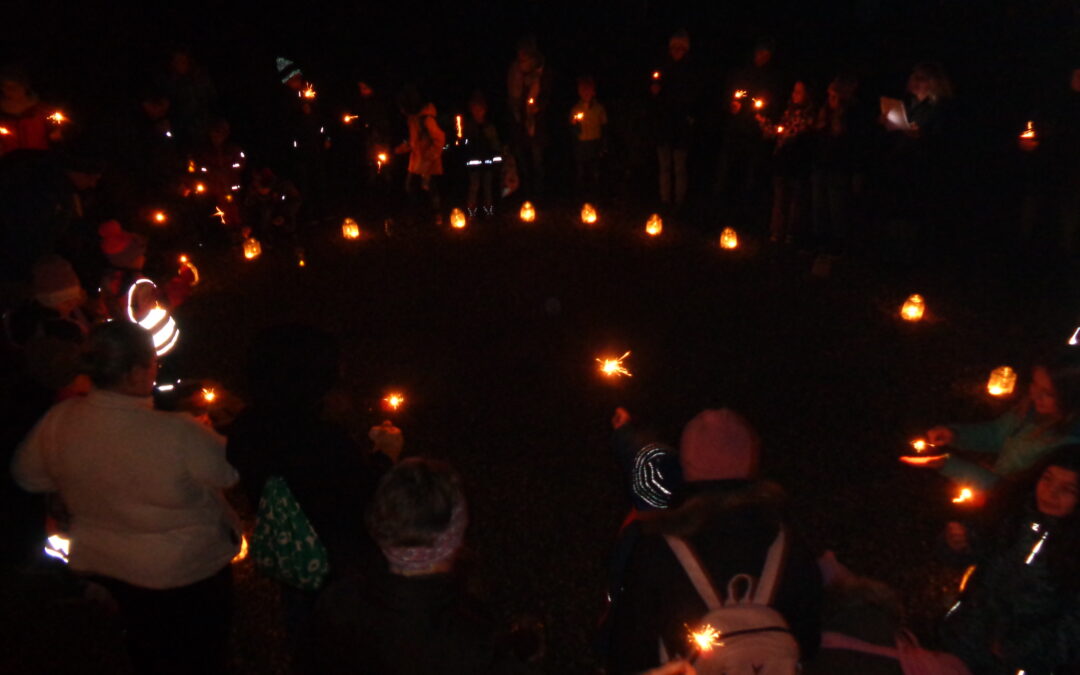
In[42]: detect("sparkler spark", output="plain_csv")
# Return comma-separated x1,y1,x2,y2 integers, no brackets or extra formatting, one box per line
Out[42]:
689,624,722,653
952,487,976,504
597,351,632,378
343,114,359,124
212,206,227,224
301,83,317,99
734,90,747,99
910,438,932,453
384,393,405,411
201,387,217,404
47,111,67,124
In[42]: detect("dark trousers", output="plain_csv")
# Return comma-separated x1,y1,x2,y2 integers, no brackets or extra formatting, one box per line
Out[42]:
96,566,233,675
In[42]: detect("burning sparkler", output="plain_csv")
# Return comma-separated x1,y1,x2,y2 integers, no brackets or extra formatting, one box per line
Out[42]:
383,393,405,412
343,114,359,124
47,111,67,124
212,206,227,225
952,487,977,504
958,564,976,592
687,624,722,662
301,83,317,99
376,151,389,173
195,182,206,194
201,387,217,404
178,254,200,285
455,114,463,144
734,90,748,100
753,98,765,110
597,351,632,378
573,112,585,122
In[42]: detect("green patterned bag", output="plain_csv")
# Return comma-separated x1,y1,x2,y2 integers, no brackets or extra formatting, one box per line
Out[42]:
251,476,330,591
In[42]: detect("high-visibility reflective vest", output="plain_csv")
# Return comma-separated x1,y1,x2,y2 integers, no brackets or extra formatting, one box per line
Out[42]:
126,278,180,356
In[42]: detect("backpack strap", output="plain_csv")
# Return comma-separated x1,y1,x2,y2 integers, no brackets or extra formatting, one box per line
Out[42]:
665,535,723,611
752,527,787,605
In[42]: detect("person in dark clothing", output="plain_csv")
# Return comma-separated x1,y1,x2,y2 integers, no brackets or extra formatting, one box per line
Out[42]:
651,30,700,212
226,324,382,643
768,80,816,245
607,409,822,674
161,47,216,152
296,457,541,675
940,445,1080,674
812,75,866,257
276,57,329,225
507,36,552,200
463,91,503,217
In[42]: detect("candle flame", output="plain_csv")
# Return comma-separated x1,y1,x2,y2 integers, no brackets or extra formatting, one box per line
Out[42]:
195,182,206,194
527,97,535,106
952,487,976,504
987,366,1017,397
212,206,227,224
597,351,632,378
581,203,598,224
231,534,249,563
520,201,536,222
720,227,739,250
384,393,405,410
201,387,217,404
152,211,167,224
342,217,360,239
646,213,663,236
450,208,467,229
48,111,67,124
689,624,722,653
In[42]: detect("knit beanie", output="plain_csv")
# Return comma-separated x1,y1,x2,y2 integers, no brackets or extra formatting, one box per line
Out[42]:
631,442,683,510
679,408,761,482
276,56,302,84
98,220,147,270
32,254,83,309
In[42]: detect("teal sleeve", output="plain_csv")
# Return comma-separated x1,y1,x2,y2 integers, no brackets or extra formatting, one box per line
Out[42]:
948,410,1021,455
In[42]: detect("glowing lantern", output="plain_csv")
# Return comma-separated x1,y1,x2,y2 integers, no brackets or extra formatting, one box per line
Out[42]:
301,83,317,99
383,393,405,412
734,90,748,100
178,254,200,286
720,227,739,250
952,487,977,505
343,114,358,124
342,217,361,240
581,203,598,225
297,248,307,267
597,351,632,378
231,535,249,563
986,366,1017,397
645,213,663,237
47,111,67,124
201,387,217,404
212,206,227,225
152,210,167,225
450,208,467,230
753,98,765,110
520,201,536,223
242,237,262,260
194,182,206,194
1020,121,1035,140
900,294,925,322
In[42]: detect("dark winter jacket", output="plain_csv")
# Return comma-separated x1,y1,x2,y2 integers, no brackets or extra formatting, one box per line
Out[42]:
606,479,822,673
295,569,539,675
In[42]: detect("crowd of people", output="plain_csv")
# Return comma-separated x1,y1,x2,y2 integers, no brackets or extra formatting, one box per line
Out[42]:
3,26,1080,675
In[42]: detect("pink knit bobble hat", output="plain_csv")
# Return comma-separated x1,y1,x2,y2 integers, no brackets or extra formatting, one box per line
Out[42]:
98,220,147,270
679,408,761,482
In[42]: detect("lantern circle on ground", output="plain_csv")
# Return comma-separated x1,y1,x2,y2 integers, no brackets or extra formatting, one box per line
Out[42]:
987,366,1017,397
242,237,262,260
342,217,360,240
646,214,663,237
581,203,598,225
520,201,536,223
450,208,467,229
720,227,739,250
900,294,925,322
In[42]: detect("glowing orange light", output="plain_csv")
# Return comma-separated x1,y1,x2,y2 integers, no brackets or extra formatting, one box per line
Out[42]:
900,294,925,322
952,487,976,504
187,159,196,173
376,151,389,173
987,366,1017,397
384,393,405,411
225,194,233,202
581,203,598,225
646,213,663,237
958,564,976,592
47,111,67,124
342,217,360,240
734,90,748,100
152,210,167,225
301,83,317,99
573,112,585,122
0,126,11,135
520,201,536,223
178,254,200,286
195,182,206,194
527,97,536,106
201,387,217,404
455,114,463,140
720,227,739,250
652,71,662,80
899,453,950,466
211,206,226,225
753,98,765,110
776,125,785,134
242,237,262,260
231,535,249,563
597,351,632,378
689,624,722,653
343,114,359,124
450,208,467,230
910,438,931,453
1020,121,1035,140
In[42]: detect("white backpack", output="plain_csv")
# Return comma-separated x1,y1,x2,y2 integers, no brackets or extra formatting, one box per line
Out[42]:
663,529,800,675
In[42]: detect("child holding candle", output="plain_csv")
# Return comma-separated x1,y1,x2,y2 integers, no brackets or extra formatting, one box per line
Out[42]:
912,353,1080,492
569,75,607,198
939,446,1080,674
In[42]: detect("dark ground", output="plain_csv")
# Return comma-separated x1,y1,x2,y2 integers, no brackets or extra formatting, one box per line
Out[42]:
2,204,1076,674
